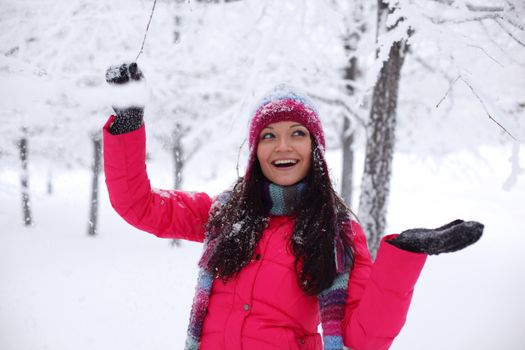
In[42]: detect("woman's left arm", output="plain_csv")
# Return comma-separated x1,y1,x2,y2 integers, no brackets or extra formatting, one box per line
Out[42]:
342,221,426,350
342,219,483,350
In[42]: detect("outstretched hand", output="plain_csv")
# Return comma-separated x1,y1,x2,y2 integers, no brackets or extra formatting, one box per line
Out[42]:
387,219,484,255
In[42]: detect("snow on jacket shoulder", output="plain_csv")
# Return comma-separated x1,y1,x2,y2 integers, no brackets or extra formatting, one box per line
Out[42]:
103,116,212,242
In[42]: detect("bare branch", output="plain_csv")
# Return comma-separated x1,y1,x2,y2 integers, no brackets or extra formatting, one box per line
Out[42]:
255,3,268,25
504,0,515,10
186,138,203,163
427,0,455,5
235,138,247,179
410,52,439,74
407,48,456,83
500,13,525,31
427,13,500,25
406,48,457,115
494,18,525,47
459,75,518,141
479,21,525,68
465,3,505,12
436,76,460,108
409,45,519,141
465,44,504,67
307,92,367,127
136,0,158,61
429,0,507,12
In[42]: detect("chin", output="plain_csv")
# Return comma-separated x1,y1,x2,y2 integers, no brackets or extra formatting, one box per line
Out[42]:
270,177,303,186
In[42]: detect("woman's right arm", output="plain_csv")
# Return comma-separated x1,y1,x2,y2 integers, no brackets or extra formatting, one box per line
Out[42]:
103,115,212,242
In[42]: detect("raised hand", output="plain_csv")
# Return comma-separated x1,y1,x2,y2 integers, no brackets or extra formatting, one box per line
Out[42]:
386,219,484,255
105,62,145,134
105,62,144,84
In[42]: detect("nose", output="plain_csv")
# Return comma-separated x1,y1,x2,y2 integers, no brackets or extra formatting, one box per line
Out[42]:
275,136,292,152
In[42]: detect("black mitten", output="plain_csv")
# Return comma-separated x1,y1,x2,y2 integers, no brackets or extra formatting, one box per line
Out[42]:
105,62,145,135
386,219,484,255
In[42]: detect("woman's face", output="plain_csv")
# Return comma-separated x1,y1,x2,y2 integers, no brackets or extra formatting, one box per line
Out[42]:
256,121,312,186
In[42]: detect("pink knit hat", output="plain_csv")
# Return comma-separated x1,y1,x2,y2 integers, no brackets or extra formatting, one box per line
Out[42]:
245,87,327,181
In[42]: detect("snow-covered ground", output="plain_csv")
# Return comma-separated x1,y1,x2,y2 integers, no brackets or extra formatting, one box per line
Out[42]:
1,145,523,350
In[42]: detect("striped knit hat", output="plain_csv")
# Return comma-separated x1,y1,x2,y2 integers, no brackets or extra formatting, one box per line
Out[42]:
245,85,327,181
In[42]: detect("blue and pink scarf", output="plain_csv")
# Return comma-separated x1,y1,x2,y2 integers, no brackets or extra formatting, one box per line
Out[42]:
184,181,354,350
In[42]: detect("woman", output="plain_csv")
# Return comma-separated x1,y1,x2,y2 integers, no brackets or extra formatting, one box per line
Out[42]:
103,63,483,350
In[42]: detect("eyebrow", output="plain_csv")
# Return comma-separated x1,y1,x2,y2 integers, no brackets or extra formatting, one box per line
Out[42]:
290,124,305,128
262,124,305,130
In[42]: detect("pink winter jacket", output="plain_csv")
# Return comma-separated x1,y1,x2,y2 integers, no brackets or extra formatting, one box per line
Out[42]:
103,116,427,350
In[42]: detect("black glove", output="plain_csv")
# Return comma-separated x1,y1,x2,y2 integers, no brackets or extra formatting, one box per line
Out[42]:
105,62,145,135
386,219,484,255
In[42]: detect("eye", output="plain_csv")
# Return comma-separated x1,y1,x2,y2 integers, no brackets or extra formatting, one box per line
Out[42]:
260,132,275,140
292,129,307,137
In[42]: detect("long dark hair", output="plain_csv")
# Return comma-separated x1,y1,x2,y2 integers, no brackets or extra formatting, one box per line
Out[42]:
205,143,354,295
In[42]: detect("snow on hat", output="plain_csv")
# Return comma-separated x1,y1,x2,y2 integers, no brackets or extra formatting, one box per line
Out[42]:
245,85,327,181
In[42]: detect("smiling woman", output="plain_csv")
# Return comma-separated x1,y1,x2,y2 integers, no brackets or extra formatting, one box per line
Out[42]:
256,121,312,186
102,64,483,350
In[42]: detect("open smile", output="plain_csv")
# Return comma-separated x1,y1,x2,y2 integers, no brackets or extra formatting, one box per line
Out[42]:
271,159,299,169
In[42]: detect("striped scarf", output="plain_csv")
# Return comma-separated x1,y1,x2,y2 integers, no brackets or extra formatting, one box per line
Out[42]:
184,183,353,350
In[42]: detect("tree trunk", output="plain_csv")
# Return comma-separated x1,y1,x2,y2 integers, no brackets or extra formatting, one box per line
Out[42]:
341,54,359,206
358,2,407,258
341,1,367,207
47,169,53,195
341,111,355,206
173,13,182,44
171,124,184,247
19,127,32,226
173,123,184,190
88,131,102,236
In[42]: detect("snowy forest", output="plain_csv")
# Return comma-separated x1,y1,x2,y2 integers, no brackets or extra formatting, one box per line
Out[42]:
1,0,524,349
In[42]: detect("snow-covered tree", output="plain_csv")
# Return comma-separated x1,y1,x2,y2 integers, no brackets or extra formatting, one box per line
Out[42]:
355,0,525,256
0,0,523,237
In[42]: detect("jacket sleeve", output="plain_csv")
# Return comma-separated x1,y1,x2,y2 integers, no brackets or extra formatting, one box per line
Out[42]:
343,221,427,350
102,115,212,242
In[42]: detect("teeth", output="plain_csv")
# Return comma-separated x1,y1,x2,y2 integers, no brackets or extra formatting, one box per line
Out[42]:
273,159,298,165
